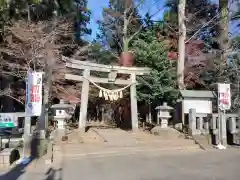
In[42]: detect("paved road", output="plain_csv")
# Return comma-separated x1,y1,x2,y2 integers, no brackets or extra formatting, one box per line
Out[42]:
1,148,240,180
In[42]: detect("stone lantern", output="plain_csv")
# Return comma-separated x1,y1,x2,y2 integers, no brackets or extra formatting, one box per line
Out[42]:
155,102,173,128
51,100,74,130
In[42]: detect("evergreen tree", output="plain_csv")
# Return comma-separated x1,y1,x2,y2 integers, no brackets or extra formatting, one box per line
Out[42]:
132,29,178,105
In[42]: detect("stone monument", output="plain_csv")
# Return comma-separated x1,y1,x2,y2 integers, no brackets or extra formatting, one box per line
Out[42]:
151,102,180,138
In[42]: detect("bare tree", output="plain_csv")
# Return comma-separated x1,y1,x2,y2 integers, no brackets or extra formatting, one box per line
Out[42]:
0,16,90,155
103,0,165,56
0,16,84,104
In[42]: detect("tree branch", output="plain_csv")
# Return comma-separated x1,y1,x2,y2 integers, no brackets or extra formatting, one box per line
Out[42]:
0,88,24,105
128,25,144,42
110,51,120,60
185,12,220,43
4,95,24,105
127,0,145,22
128,4,165,42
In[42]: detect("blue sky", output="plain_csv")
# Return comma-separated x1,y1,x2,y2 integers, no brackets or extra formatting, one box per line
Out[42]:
86,0,108,40
85,0,239,41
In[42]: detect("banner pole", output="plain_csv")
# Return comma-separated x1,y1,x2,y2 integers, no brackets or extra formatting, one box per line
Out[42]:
215,83,228,150
17,71,32,164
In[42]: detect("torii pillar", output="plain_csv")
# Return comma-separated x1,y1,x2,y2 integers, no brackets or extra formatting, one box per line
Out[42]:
79,69,90,132
130,73,138,131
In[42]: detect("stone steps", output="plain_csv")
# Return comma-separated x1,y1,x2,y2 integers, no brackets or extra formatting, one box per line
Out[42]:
51,128,203,160
52,135,200,156
52,141,200,160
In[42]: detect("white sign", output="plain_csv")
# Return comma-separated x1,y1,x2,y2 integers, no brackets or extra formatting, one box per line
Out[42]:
0,113,18,128
183,99,212,114
26,71,43,116
218,83,231,110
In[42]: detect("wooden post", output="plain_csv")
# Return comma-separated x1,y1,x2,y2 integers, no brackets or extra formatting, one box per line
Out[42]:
130,73,138,131
79,69,90,131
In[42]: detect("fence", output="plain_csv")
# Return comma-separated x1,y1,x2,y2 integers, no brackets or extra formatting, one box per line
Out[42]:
188,109,240,145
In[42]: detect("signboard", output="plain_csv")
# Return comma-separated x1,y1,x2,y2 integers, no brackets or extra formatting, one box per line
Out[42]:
0,113,18,128
183,99,212,114
218,83,231,110
26,71,43,116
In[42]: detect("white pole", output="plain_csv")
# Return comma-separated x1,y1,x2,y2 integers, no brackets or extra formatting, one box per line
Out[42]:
16,72,32,164
215,83,226,150
23,73,31,156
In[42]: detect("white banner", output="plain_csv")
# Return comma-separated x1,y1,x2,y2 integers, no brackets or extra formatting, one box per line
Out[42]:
26,71,43,116
218,83,231,110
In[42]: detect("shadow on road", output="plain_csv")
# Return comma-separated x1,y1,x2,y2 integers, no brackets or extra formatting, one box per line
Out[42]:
0,157,33,180
45,167,63,180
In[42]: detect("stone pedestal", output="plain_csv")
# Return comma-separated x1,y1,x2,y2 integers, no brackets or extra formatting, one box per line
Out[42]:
54,116,66,130
160,117,170,128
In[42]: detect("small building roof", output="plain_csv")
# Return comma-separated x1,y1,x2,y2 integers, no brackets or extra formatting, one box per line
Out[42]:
180,90,214,98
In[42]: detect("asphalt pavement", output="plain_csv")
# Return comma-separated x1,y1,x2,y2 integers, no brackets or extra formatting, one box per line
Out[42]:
5,148,239,180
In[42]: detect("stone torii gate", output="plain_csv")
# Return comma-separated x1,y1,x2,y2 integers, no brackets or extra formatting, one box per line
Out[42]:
63,56,151,131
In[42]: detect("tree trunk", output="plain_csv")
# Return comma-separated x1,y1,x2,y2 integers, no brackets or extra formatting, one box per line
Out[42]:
219,0,229,63
177,0,186,90
38,48,54,157
123,8,129,53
